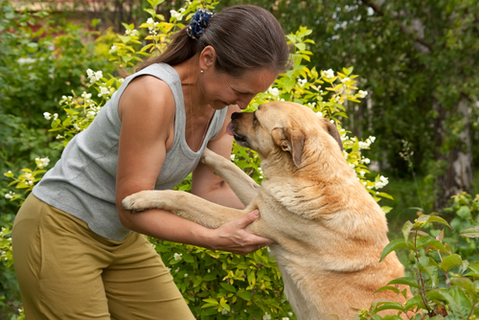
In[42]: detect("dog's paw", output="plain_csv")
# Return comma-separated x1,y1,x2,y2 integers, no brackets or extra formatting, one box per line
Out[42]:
200,148,214,165
122,191,152,213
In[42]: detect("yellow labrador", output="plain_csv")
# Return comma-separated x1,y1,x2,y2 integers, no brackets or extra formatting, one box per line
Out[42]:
123,101,409,320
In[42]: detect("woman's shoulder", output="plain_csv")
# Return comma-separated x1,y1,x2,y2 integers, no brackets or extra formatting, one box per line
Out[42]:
118,75,176,122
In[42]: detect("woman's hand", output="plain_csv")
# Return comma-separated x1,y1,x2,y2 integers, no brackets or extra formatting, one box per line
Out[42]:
210,209,275,255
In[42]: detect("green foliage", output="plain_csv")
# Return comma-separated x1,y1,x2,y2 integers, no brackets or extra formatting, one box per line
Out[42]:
10,1,479,319
358,193,479,319
151,240,294,319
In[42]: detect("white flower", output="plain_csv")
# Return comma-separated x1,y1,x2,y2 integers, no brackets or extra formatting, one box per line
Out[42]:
73,123,81,131
359,171,366,177
5,191,15,200
109,45,117,53
316,111,323,117
35,157,50,169
358,141,370,149
297,78,307,87
268,87,280,98
184,273,188,277
263,314,272,320
361,157,371,164
86,69,94,78
174,253,182,261
375,175,389,189
53,113,58,121
125,29,138,36
86,69,103,83
230,154,236,161
81,92,92,99
146,18,154,24
56,134,63,140
323,68,335,79
341,77,350,83
358,90,368,98
98,86,110,97
221,308,229,315
87,111,96,118
170,9,185,20
23,172,33,181
43,112,52,120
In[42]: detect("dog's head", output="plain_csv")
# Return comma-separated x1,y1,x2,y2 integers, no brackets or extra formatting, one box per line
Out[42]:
229,101,343,168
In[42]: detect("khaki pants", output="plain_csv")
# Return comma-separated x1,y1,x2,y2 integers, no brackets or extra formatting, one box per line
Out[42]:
12,194,195,320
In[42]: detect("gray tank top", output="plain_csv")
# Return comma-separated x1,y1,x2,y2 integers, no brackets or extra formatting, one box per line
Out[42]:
33,63,228,241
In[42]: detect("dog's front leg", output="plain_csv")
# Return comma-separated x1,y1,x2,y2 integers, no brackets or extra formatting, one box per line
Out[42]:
202,148,260,206
122,190,248,229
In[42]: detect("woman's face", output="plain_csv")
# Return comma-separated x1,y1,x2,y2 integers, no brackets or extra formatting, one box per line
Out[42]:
201,64,278,111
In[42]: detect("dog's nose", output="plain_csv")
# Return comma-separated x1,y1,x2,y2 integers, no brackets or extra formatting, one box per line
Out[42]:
231,112,240,120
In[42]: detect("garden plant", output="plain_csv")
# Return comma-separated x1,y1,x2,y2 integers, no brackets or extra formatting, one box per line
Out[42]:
1,0,478,319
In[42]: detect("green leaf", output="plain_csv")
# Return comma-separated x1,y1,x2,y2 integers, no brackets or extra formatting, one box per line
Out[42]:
427,287,473,319
387,277,420,288
403,294,426,310
456,206,471,219
402,220,414,241
449,277,477,300
381,206,393,214
376,192,394,200
380,238,409,262
460,226,479,238
464,262,479,277
202,298,219,306
440,254,463,272
220,282,236,293
203,274,217,281
374,285,401,294
3,171,14,178
375,301,405,313
237,290,252,301
423,215,451,229
413,236,445,252
247,270,256,286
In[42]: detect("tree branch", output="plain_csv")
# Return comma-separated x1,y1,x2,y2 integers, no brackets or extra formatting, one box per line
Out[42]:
361,0,434,52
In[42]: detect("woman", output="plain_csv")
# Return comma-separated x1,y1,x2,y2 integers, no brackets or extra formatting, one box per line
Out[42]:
12,5,290,319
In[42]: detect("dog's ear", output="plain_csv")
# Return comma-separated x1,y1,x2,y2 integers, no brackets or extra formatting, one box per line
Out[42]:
271,127,305,167
319,118,343,152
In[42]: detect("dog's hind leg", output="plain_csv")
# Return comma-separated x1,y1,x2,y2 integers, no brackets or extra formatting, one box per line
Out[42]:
201,148,260,206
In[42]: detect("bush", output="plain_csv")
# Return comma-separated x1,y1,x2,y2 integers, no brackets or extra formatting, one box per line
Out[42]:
358,192,479,319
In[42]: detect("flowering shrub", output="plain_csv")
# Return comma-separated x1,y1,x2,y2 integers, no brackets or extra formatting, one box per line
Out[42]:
358,193,479,319
1,0,397,319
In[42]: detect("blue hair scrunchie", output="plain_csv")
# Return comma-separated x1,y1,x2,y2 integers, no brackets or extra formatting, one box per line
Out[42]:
187,8,215,40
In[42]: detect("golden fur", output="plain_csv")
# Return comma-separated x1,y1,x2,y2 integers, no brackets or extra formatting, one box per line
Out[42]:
123,101,410,320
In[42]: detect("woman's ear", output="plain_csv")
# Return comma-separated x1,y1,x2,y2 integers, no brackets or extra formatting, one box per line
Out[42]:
199,46,217,71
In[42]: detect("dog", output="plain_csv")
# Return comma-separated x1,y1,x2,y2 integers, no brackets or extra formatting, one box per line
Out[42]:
123,101,410,320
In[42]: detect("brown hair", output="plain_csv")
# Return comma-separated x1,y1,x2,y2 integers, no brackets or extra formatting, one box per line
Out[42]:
135,5,291,77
